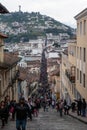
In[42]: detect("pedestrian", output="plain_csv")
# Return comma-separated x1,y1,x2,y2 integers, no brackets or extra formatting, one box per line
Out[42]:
56,100,59,112
27,98,32,121
4,95,10,123
45,101,49,112
42,99,46,112
82,98,86,117
64,99,69,115
59,99,64,117
9,100,16,121
52,100,55,109
14,97,29,130
71,100,76,112
33,101,38,117
0,101,8,128
75,98,82,116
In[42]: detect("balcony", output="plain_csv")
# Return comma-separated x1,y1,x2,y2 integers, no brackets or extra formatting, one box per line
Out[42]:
65,69,75,83
69,75,75,83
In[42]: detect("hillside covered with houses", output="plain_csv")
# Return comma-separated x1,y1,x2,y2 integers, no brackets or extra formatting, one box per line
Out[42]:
0,11,75,43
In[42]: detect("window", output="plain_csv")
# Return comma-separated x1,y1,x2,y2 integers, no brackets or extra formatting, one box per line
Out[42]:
83,73,85,87
77,68,79,80
80,47,82,60
83,20,86,35
77,47,79,59
80,71,82,83
80,22,82,35
72,85,74,94
77,23,79,35
83,48,86,62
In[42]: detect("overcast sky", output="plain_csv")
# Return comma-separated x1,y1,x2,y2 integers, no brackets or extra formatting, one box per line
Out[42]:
1,0,87,28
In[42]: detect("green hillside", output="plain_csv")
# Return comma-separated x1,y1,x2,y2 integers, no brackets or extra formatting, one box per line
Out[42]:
0,11,75,43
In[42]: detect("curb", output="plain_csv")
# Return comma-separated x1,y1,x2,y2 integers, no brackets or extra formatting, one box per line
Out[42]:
69,114,87,124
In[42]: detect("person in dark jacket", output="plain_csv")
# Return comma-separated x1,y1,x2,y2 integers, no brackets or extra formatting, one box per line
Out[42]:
82,98,86,117
75,98,82,116
64,99,69,115
15,98,29,130
0,101,8,128
71,101,76,112
27,98,32,121
4,95,11,123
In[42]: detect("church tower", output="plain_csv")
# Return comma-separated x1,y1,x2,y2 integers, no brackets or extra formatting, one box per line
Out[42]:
19,5,21,12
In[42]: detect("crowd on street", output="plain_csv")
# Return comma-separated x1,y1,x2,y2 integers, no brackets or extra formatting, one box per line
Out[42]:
56,98,87,117
0,95,87,130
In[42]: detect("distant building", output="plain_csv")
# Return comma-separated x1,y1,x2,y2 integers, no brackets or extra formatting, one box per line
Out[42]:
47,57,60,100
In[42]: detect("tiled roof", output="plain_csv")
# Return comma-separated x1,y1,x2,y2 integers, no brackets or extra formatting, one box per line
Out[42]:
27,60,40,65
18,72,27,81
18,67,27,81
27,60,41,68
0,52,21,70
63,49,68,55
0,32,8,38
49,69,60,76
0,62,10,69
0,3,9,13
18,67,39,83
74,8,87,20
27,73,39,83
47,58,60,66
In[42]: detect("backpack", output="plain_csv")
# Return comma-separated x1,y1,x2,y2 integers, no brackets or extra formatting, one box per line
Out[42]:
10,106,14,113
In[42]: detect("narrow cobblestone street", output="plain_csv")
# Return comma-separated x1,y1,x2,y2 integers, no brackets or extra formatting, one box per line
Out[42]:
1,108,87,130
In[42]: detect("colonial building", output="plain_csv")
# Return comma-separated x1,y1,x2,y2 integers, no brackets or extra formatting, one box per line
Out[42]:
75,8,87,101
61,8,87,102
0,4,21,101
0,51,21,101
60,45,76,103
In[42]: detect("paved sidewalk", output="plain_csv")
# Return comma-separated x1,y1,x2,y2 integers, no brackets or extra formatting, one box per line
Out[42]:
69,110,87,124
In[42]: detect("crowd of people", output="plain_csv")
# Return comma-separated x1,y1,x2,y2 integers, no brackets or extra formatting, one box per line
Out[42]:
56,98,87,117
0,95,41,130
0,95,54,130
72,98,87,117
0,95,87,130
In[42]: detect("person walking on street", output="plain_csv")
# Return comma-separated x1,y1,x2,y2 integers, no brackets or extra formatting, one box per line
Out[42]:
0,101,8,128
75,98,82,116
4,95,10,124
14,98,29,130
59,99,64,117
27,98,32,121
42,99,46,112
52,100,55,109
82,98,86,117
64,99,69,115
71,100,76,112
